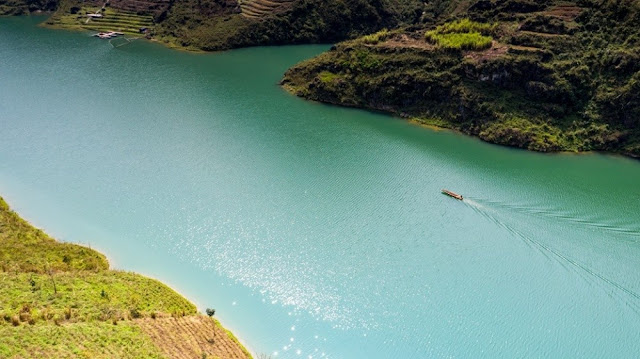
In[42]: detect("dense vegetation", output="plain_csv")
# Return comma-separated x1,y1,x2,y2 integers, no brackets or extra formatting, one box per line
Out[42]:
0,197,251,358
2,0,639,155
8,0,424,51
282,0,640,157
140,0,424,50
0,0,55,15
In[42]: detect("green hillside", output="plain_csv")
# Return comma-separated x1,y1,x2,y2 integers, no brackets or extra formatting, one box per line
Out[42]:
1,0,639,155
0,197,251,358
282,0,640,157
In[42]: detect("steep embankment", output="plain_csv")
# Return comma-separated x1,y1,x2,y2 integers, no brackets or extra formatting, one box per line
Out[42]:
282,0,640,157
0,0,56,15
0,197,251,359
3,0,422,51
12,0,423,51
3,0,639,154
151,0,425,50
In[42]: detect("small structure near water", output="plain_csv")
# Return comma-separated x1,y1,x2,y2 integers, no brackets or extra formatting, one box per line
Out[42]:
92,31,124,39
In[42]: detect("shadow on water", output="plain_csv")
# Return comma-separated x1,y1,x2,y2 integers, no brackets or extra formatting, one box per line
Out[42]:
462,197,640,314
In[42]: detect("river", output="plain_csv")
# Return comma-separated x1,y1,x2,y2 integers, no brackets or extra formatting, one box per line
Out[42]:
1,17,640,358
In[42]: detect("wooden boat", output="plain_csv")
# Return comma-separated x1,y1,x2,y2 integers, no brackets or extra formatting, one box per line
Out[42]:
442,189,463,200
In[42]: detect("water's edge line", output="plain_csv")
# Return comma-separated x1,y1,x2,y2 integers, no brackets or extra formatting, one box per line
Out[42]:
1,194,256,358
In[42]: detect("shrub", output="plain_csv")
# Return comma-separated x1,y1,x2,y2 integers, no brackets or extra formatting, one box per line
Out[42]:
19,312,31,322
205,308,216,317
318,71,340,84
129,308,141,319
361,29,390,44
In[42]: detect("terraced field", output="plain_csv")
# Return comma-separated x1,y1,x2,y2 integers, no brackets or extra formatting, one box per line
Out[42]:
48,7,153,35
107,0,170,16
138,316,252,359
86,9,153,34
239,0,296,19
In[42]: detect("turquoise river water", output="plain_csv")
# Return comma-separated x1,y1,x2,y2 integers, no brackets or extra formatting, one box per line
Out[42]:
1,17,640,358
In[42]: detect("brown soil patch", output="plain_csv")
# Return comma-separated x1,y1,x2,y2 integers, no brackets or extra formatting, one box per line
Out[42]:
136,315,251,359
464,41,508,61
508,44,545,53
544,5,583,21
518,30,568,38
379,34,435,50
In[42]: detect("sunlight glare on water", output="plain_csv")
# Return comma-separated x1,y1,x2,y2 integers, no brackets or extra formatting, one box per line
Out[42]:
1,17,640,358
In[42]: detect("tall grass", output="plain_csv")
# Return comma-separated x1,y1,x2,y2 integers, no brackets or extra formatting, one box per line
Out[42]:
427,32,493,50
425,19,495,50
0,322,166,358
361,29,390,44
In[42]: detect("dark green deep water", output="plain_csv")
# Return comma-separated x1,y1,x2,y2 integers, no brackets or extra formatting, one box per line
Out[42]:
2,17,640,358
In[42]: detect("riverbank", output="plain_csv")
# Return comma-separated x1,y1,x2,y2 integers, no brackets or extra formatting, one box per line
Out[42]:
0,196,252,358
5,1,639,157
25,0,424,52
280,1,640,159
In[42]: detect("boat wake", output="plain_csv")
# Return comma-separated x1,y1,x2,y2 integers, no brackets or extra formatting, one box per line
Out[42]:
466,197,640,240
463,198,640,314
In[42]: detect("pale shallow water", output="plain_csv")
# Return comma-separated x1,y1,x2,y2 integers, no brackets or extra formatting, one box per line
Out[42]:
2,17,640,358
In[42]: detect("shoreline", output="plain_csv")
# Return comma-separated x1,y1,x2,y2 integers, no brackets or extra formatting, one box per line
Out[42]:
0,194,254,358
41,10,636,161
281,85,640,161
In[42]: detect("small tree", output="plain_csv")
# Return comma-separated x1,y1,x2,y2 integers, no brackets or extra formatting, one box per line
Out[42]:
205,308,215,317
45,265,57,294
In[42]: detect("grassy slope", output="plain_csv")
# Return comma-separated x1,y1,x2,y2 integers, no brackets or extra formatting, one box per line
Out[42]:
0,196,251,358
282,0,640,157
0,322,166,358
0,199,107,273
